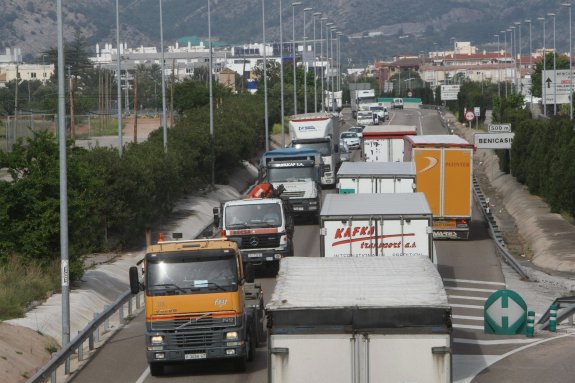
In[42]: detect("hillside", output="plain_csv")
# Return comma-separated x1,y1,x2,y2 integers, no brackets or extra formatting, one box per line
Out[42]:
0,0,566,66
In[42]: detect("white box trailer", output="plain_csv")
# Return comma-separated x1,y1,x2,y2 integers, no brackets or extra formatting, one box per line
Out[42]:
266,257,452,383
319,193,434,261
362,125,417,162
337,161,416,194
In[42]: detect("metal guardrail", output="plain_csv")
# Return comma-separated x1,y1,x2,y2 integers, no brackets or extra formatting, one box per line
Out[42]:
26,291,143,383
437,108,529,280
537,296,575,329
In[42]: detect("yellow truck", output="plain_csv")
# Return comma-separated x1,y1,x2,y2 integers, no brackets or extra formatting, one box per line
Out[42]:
404,135,474,240
129,234,265,376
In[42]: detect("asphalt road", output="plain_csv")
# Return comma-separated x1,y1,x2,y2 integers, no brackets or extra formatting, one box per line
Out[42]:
69,108,538,383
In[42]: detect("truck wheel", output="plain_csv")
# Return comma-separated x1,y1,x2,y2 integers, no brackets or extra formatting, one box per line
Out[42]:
149,362,164,376
267,261,280,276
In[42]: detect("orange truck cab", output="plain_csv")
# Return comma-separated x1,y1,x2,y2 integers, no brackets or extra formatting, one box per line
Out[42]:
129,237,264,376
404,135,474,240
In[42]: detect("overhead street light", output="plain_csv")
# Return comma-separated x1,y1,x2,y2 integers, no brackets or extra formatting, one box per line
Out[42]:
279,0,286,145
303,7,312,113
561,3,572,120
313,12,322,113
538,17,546,115
208,0,215,185
548,12,557,114
159,0,167,154
262,0,269,151
494,34,501,97
292,1,301,115
320,17,328,111
525,19,533,107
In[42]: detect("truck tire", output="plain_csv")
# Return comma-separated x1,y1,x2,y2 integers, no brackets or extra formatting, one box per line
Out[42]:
149,362,164,376
267,260,280,277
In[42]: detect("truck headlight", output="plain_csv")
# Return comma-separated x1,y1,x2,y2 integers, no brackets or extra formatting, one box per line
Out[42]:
280,234,288,245
151,335,164,345
226,331,239,340
309,201,317,205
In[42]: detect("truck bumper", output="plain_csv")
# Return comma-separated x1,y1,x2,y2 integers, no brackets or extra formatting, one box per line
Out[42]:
432,218,470,240
321,172,336,186
145,330,247,364
242,247,290,265
289,199,320,214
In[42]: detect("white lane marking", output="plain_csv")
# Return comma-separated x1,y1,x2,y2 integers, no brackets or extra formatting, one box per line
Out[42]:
454,337,540,346
453,314,484,321
135,367,149,383
450,303,484,310
467,334,575,382
453,323,484,330
445,286,499,293
444,278,506,286
449,295,488,302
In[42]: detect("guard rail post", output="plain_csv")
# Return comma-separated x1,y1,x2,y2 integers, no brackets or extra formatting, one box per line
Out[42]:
93,313,100,343
104,305,110,331
119,303,125,325
549,304,558,332
526,311,535,337
128,296,133,318
78,331,84,362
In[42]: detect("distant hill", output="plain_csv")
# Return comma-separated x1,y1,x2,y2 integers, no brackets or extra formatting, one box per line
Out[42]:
0,0,566,67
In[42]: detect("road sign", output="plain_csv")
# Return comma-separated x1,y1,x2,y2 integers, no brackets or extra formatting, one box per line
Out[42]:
542,69,574,105
407,91,413,97
488,124,511,133
441,85,460,101
474,133,515,149
474,107,481,117
464,110,475,122
484,289,527,335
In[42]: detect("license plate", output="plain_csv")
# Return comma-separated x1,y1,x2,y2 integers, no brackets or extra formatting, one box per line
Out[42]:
185,353,207,360
293,206,304,211
247,253,262,258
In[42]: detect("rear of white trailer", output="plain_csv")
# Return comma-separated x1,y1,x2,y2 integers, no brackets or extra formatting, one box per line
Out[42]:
337,161,416,194
266,257,452,383
319,193,434,261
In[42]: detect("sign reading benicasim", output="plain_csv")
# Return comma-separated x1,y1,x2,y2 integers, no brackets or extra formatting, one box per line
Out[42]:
474,133,515,149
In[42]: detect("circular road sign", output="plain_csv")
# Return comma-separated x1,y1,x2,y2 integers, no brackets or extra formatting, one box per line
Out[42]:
465,110,475,121
407,91,413,97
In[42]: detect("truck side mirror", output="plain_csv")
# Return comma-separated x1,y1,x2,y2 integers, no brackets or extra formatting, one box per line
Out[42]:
213,207,220,228
129,266,141,295
244,263,255,283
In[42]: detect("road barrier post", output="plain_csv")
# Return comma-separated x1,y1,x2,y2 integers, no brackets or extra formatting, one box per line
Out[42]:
549,304,557,332
527,310,535,337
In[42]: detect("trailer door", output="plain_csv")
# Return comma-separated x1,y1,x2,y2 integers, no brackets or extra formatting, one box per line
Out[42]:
413,148,442,216
270,334,355,383
363,334,451,383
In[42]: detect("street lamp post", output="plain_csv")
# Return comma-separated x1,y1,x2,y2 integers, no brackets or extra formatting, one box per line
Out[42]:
528,19,533,103
330,26,337,112
337,32,343,93
292,2,301,115
116,0,123,155
538,17,547,116
159,0,168,154
325,22,333,111
208,0,215,185
313,12,321,113
262,0,269,151
501,30,508,97
515,21,522,95
562,3,573,120
495,34,501,97
279,0,286,146
548,13,557,115
320,17,328,111
303,7,312,114
509,26,516,92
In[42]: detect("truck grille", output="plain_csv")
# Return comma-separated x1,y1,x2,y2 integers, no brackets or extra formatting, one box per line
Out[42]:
281,191,305,198
150,312,237,331
172,332,219,349
241,233,281,249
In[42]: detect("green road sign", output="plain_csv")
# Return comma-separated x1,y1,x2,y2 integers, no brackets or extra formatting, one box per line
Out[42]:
484,289,527,335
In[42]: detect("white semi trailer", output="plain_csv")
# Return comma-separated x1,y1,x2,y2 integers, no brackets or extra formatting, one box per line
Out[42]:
337,161,416,194
266,256,452,383
362,125,417,162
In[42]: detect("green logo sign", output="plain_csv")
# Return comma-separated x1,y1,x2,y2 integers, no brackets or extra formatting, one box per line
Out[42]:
484,289,527,335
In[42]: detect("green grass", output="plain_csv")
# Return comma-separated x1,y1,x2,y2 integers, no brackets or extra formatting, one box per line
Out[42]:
0,256,60,320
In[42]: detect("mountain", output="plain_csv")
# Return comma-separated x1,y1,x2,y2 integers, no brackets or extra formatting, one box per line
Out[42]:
0,0,569,66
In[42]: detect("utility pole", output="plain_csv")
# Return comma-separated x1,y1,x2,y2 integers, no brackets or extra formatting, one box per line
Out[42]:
68,66,75,140
133,70,139,143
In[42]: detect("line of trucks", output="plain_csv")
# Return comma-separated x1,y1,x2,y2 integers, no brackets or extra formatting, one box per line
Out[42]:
128,109,474,380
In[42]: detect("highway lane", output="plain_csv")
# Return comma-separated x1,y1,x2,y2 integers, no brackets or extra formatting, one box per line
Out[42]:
70,108,519,382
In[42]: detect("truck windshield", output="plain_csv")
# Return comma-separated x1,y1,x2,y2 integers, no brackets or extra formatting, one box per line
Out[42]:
225,203,282,228
357,112,372,118
358,97,376,104
292,142,331,156
267,166,315,183
146,253,238,295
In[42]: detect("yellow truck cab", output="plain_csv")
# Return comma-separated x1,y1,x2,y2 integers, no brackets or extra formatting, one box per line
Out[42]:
129,236,265,376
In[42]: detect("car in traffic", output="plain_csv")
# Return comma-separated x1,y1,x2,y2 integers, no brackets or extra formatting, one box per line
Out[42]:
370,105,389,122
340,131,361,150
339,140,351,161
348,126,364,137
